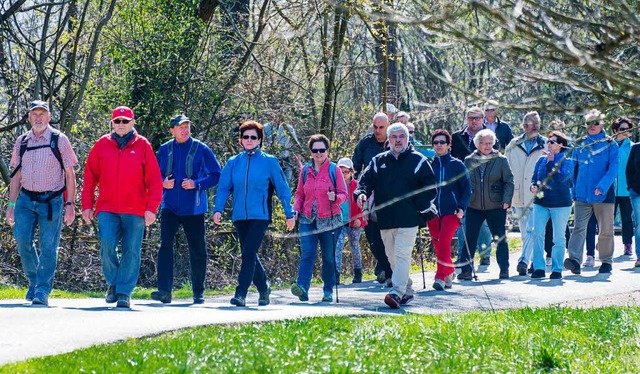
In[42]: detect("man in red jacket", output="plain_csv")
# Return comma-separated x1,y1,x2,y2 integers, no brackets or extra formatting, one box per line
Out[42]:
81,106,163,308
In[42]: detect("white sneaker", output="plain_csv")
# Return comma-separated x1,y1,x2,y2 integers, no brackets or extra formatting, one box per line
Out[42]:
583,255,595,267
545,257,552,267
445,273,454,288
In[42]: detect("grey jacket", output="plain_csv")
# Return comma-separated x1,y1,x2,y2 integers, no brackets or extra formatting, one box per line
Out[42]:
464,150,514,210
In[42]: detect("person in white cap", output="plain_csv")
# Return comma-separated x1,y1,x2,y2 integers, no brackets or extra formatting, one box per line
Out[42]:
6,100,78,307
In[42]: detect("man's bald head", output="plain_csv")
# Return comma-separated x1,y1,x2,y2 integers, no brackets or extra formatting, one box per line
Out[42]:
372,112,390,142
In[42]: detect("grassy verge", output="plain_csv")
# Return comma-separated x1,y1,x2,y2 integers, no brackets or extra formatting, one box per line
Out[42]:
3,306,638,373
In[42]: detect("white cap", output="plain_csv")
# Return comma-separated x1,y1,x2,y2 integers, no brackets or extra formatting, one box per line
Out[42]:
337,158,354,170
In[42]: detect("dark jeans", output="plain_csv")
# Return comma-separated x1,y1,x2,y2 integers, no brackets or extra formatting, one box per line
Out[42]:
233,220,270,298
616,196,634,245
157,209,207,295
544,218,571,258
461,208,509,273
586,213,598,257
364,221,392,279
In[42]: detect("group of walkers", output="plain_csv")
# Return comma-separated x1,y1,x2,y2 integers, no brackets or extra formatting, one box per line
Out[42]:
5,99,639,310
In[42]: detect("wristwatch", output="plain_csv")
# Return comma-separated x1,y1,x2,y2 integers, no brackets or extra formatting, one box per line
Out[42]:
65,202,73,207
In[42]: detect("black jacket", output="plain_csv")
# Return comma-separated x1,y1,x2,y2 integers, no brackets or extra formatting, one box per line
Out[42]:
626,143,640,195
354,148,436,230
352,133,387,178
491,118,514,151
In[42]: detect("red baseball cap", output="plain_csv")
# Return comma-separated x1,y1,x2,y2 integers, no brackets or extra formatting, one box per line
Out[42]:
111,106,134,120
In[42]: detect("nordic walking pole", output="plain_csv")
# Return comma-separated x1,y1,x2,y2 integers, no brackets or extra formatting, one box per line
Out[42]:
329,186,339,303
418,228,426,289
459,222,479,281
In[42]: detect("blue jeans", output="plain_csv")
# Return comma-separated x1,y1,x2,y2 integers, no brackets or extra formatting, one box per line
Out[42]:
531,204,571,273
298,221,342,293
157,209,207,295
630,191,640,257
14,191,63,296
97,212,146,296
457,216,492,258
513,206,534,265
233,220,270,298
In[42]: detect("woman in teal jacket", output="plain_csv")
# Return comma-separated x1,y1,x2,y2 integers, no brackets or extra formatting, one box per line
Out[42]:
213,121,296,307
612,117,634,255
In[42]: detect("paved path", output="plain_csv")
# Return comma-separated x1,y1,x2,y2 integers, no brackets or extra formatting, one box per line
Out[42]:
2,235,640,366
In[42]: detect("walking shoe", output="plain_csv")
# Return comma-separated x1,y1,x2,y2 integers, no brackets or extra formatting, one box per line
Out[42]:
499,271,509,280
545,257,552,267
563,258,581,274
444,273,454,288
376,270,386,284
258,288,271,306
583,255,595,267
32,292,48,307
321,292,333,302
624,244,633,256
105,285,117,304
352,268,363,284
150,290,172,304
457,271,473,281
480,256,490,266
531,269,546,279
432,279,446,291
193,292,205,305
549,271,563,280
598,263,612,274
25,286,35,302
385,278,393,288
116,294,130,308
384,293,401,309
230,296,246,307
635,259,640,267
290,283,309,302
400,294,414,305
528,264,534,274
516,261,528,276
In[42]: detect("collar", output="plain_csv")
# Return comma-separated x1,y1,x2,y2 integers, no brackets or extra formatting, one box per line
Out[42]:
244,145,261,156
28,125,53,141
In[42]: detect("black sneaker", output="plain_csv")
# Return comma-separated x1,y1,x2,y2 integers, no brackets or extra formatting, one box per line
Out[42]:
549,272,563,280
151,290,172,304
116,294,130,308
499,271,509,279
258,288,271,306
32,292,48,307
230,296,246,307
105,286,117,304
400,294,414,305
528,264,534,274
457,271,473,281
531,269,546,279
516,261,528,276
480,257,490,266
563,258,581,274
385,278,393,288
193,292,205,304
598,263,612,274
352,268,363,284
376,271,386,284
384,293,401,309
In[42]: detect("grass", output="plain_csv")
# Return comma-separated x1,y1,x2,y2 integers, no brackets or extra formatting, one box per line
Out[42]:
3,306,639,373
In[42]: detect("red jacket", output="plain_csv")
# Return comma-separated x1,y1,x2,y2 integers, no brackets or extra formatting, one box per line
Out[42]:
294,160,347,218
347,179,368,228
82,131,162,217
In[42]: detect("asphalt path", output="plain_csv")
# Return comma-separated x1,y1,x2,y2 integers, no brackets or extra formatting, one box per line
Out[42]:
2,234,640,366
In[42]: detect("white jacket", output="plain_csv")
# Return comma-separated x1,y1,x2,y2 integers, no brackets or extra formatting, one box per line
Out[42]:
504,134,547,208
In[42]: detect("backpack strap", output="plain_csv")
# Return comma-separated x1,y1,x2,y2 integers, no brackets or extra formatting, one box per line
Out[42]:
9,135,29,178
165,140,174,177
49,130,64,172
9,131,64,178
185,139,200,179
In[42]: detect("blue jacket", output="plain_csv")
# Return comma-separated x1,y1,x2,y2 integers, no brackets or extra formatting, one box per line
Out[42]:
532,152,574,208
156,138,221,216
615,138,633,197
572,131,619,203
431,153,471,216
213,148,295,222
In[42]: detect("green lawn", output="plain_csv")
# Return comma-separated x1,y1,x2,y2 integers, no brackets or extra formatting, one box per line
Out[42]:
3,306,638,373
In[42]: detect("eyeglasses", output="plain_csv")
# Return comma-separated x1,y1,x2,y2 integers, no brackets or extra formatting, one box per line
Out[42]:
587,121,602,127
468,116,483,121
242,135,259,140
432,140,449,145
618,127,630,131
547,139,558,145
113,119,131,124
409,131,415,134
484,108,496,112
311,148,327,154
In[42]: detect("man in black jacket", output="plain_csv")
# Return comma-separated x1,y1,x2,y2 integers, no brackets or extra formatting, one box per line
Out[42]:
355,123,436,309
484,100,514,151
352,113,393,285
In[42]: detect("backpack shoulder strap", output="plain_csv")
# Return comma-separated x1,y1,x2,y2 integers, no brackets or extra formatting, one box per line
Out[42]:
185,139,200,179
49,130,64,171
302,162,313,184
166,140,174,177
9,135,29,178
329,162,337,190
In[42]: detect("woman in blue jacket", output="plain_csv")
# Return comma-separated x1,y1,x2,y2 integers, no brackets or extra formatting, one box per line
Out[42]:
213,121,296,307
530,131,574,279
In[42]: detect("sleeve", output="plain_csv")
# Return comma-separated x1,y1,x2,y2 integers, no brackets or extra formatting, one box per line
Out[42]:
532,157,543,186
293,167,306,213
156,145,167,179
626,146,637,193
502,157,515,205
58,133,78,169
415,157,437,211
596,142,619,194
456,161,472,211
354,158,376,200
9,136,22,169
213,159,233,214
271,158,295,219
144,142,163,212
193,146,222,190
552,155,573,184
352,140,364,178
81,142,100,210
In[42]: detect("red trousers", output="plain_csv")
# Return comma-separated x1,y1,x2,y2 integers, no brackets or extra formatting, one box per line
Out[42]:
427,214,460,280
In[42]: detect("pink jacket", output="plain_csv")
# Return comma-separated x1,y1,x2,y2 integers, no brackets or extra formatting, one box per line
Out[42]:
294,160,348,218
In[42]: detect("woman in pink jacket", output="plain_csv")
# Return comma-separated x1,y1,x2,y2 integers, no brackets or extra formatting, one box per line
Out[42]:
291,134,347,302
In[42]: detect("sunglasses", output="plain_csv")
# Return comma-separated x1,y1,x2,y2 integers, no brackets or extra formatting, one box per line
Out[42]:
586,121,602,127
409,131,415,134
547,139,558,145
242,135,259,140
113,119,131,124
311,148,327,154
619,127,630,131
432,140,449,145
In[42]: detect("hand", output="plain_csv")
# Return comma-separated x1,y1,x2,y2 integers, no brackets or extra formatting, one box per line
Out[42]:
82,209,94,224
357,194,367,209
543,150,553,161
144,211,156,226
64,204,75,226
455,209,464,220
594,188,602,196
353,219,362,228
294,211,299,221
5,206,14,227
286,217,296,230
213,212,222,225
502,203,510,209
181,179,195,190
530,185,539,193
163,177,175,189
327,190,336,202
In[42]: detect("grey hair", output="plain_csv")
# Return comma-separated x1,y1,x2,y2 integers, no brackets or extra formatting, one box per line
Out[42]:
397,111,410,120
523,111,540,125
387,122,409,138
473,129,497,148
373,112,390,124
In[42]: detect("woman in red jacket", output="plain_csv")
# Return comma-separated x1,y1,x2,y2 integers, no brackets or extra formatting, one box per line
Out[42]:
291,134,347,302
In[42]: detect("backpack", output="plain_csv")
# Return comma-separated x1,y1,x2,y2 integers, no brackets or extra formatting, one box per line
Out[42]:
302,161,337,191
10,130,64,178
165,139,201,179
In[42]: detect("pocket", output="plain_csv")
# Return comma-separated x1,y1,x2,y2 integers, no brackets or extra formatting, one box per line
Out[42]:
489,184,503,202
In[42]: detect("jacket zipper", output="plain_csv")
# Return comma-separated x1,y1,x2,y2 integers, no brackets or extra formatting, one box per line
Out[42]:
244,154,252,220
